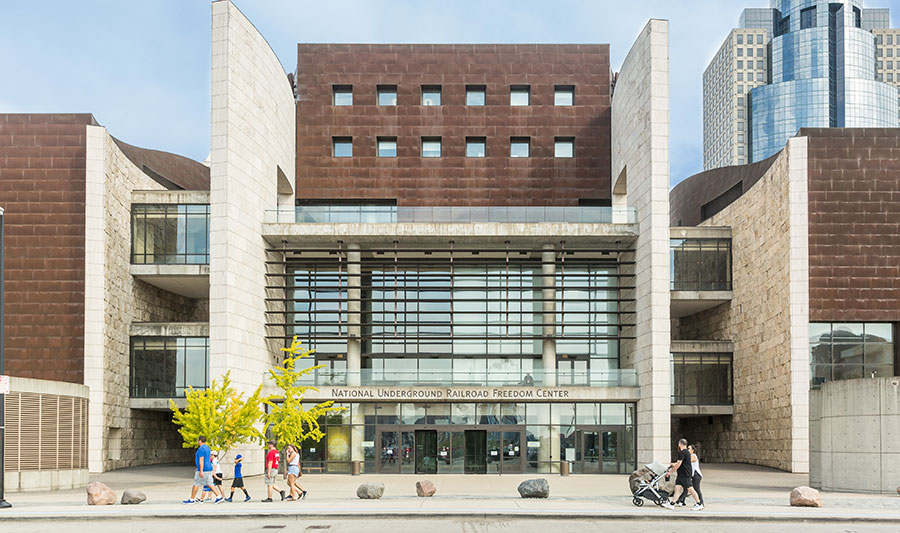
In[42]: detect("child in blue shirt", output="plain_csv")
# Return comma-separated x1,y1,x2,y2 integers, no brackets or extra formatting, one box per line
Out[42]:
224,454,250,502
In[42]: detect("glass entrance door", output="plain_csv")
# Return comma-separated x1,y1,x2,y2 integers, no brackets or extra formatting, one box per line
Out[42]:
378,430,399,473
502,431,522,473
577,426,621,474
415,430,438,474
464,430,487,474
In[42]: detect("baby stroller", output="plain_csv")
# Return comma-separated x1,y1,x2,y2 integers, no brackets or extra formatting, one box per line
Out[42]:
631,461,671,507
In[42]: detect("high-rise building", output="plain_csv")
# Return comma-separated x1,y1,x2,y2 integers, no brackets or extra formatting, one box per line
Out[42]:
702,0,899,170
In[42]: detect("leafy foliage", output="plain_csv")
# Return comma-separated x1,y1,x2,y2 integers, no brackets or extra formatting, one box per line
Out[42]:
264,336,346,447
170,371,265,452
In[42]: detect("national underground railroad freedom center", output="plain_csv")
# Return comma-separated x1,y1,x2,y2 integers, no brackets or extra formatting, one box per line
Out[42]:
2,0,898,492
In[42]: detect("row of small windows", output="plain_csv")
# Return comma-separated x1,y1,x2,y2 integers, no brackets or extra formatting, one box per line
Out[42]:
736,34,765,45
876,48,900,58
736,60,765,70
736,48,765,58
331,136,576,158
333,85,576,107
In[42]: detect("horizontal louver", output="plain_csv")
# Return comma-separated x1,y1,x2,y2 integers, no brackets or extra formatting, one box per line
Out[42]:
3,392,89,472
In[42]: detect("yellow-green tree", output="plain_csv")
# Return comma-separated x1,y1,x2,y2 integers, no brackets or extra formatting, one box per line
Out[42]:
264,336,345,447
170,371,265,453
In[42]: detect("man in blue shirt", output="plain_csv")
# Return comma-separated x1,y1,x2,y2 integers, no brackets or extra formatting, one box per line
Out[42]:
183,436,223,504
224,454,251,502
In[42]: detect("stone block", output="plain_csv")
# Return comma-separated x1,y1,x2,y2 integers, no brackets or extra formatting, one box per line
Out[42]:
790,486,822,507
86,482,117,505
517,478,550,499
415,480,436,497
121,489,147,505
357,482,384,499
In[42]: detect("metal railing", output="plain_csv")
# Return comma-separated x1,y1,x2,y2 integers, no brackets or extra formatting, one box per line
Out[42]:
266,205,637,224
670,238,733,291
671,353,733,405
295,368,638,388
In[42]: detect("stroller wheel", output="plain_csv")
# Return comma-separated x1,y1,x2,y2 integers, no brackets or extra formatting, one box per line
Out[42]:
632,497,644,507
654,497,666,506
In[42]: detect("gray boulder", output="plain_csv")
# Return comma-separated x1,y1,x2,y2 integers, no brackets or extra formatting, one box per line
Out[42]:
357,482,385,499
86,482,117,505
416,480,436,497
517,478,549,499
121,489,146,505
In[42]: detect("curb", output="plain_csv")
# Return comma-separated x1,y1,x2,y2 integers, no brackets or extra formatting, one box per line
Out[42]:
2,509,899,523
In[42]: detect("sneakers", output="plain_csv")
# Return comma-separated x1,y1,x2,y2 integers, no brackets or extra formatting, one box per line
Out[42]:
279,490,286,501
691,503,704,511
261,498,273,502
301,490,308,500
661,500,675,509
224,497,232,502
182,499,198,504
243,495,251,502
675,501,686,507
214,497,224,504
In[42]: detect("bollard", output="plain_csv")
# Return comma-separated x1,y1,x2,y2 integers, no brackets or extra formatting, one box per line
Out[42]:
560,461,570,476
351,460,361,476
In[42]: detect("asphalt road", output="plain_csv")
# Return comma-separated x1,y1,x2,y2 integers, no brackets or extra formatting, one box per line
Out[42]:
0,518,895,533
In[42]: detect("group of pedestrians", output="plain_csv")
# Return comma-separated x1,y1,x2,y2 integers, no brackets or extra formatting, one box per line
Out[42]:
662,438,704,511
183,436,308,504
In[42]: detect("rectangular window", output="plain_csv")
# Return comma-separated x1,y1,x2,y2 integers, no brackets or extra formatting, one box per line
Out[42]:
810,323,895,386
466,85,486,106
889,49,894,58
737,34,744,45
377,85,397,106
758,48,764,57
421,85,442,106
510,137,530,158
377,137,397,157
800,6,816,29
421,137,441,158
757,60,764,69
554,85,574,106
737,72,744,81
889,62,894,70
889,35,895,46
510,85,530,106
465,137,486,158
554,137,574,158
746,48,753,57
737,60,744,69
737,48,743,57
332,85,352,106
757,72,764,82
757,34,764,45
890,73,895,82
332,137,352,157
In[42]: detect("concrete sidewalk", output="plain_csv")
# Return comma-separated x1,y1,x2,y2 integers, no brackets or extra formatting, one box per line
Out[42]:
1,463,898,523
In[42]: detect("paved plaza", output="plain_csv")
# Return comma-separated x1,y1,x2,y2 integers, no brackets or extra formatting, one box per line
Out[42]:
1,463,898,525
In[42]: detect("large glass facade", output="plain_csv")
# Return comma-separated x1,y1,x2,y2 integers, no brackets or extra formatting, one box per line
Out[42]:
131,204,210,264
810,322,896,385
670,238,733,291
130,337,209,398
286,255,627,387
283,402,636,475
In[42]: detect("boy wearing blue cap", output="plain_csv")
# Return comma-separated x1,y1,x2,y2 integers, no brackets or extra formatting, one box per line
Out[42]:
224,453,251,502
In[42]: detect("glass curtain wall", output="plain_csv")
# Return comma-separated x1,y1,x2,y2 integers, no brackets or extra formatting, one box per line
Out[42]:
670,238,732,291
810,322,896,385
131,204,210,264
130,337,209,397
671,353,734,405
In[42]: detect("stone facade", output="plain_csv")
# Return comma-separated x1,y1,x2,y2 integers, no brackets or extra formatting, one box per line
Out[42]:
210,0,296,475
674,139,809,472
610,19,671,465
85,126,196,472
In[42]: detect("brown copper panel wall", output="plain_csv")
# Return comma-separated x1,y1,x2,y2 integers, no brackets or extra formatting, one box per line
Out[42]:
804,128,900,322
113,137,210,191
0,114,93,384
296,44,611,205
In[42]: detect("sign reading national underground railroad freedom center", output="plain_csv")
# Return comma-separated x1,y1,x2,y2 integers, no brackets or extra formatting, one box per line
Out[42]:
305,385,640,402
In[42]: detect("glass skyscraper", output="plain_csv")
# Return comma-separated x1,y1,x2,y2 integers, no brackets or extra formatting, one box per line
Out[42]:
703,0,900,169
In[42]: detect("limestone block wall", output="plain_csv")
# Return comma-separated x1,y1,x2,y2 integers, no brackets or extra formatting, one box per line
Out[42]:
611,19,671,465
85,126,196,472
209,0,296,475
674,138,810,472
810,377,900,494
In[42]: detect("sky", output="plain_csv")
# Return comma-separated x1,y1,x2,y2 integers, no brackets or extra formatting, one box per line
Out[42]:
1,0,897,186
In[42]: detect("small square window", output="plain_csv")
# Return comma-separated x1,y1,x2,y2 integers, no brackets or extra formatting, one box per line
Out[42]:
422,86,442,106
737,60,744,69
377,137,397,157
554,85,574,106
421,137,441,158
510,85,530,106
554,137,574,158
332,137,352,157
466,85,486,106
333,85,352,106
466,137,486,158
377,85,397,106
510,137,530,158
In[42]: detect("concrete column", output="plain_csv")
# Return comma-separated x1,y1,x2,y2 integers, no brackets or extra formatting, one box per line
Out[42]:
347,244,361,386
541,245,557,386
350,404,365,465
